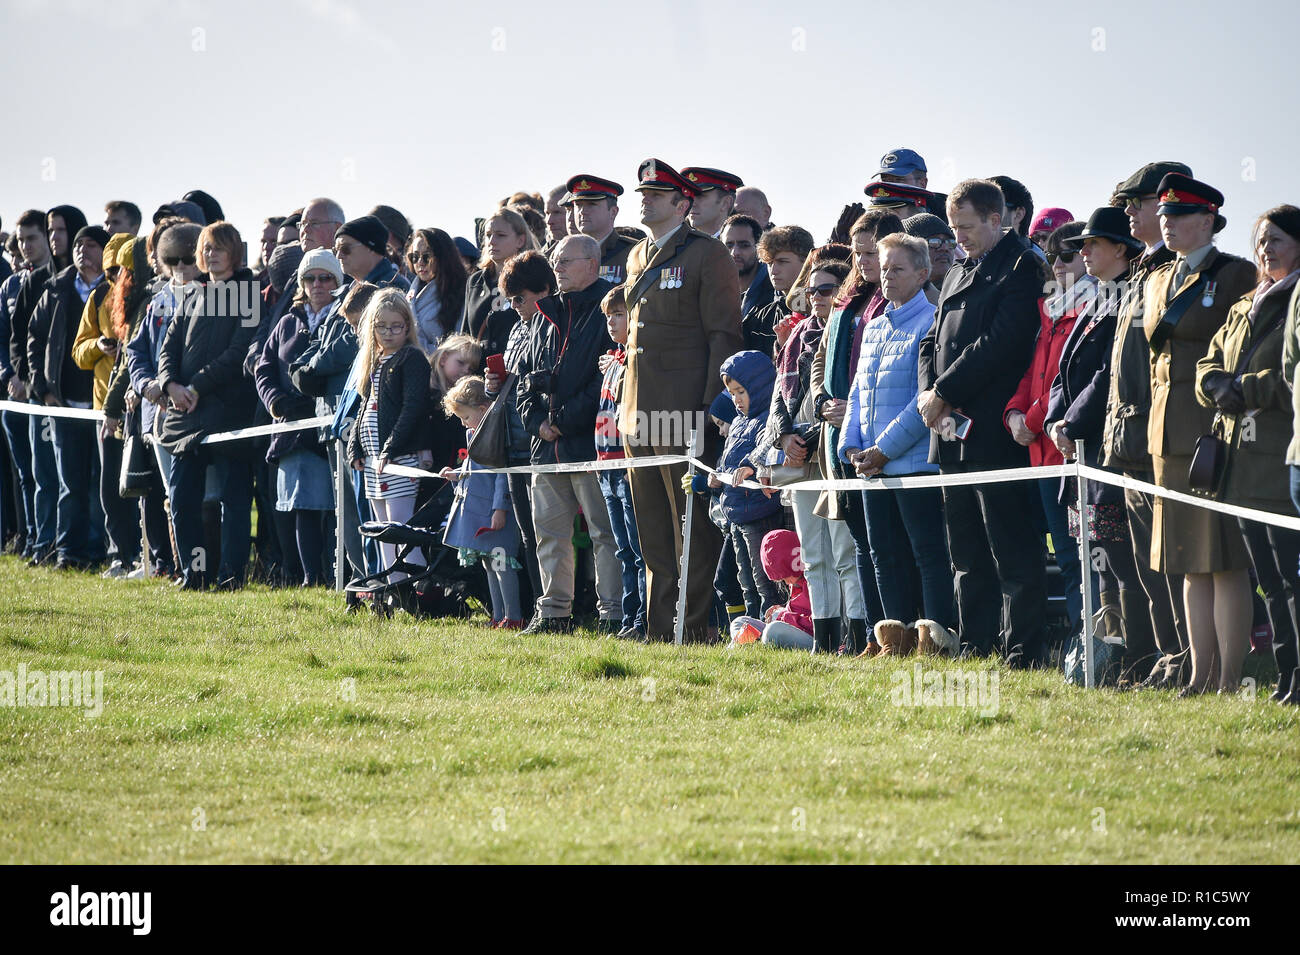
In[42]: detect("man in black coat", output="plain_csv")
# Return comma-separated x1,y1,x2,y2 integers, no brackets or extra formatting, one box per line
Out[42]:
27,225,108,570
513,237,621,634
918,179,1048,665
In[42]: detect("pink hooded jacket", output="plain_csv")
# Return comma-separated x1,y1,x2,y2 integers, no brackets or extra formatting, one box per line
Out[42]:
760,529,813,635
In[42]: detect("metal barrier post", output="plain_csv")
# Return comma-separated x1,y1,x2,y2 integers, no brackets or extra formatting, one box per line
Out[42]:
1074,439,1095,688
674,428,698,647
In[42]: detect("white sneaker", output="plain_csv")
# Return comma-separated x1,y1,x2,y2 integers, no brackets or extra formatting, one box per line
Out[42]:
101,560,129,579
125,564,148,580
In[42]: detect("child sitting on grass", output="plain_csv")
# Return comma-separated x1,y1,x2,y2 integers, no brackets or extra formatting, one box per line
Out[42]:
441,376,523,628
729,529,814,650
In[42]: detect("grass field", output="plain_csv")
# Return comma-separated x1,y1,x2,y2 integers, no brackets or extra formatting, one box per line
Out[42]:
1,556,1298,864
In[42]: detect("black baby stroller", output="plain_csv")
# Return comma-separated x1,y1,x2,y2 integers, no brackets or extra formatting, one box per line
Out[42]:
345,482,491,618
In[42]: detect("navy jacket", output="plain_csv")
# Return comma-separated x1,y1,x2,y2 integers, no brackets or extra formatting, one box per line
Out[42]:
1045,285,1122,505
717,350,781,525
918,230,1044,467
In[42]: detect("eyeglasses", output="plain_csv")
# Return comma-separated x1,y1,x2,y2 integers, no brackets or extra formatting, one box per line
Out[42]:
550,257,589,269
162,255,196,267
407,251,433,265
302,273,337,285
1046,250,1079,265
806,283,838,297
374,323,407,335
300,219,338,232
509,294,528,307
925,238,957,250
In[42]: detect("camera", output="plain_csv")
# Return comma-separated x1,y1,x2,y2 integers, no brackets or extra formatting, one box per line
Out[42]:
523,370,556,395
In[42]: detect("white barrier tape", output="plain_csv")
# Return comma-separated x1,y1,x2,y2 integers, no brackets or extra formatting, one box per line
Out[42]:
688,457,1073,493
200,416,334,445
7,384,1298,533
0,399,334,444
0,400,104,421
1075,463,1300,532
375,452,693,481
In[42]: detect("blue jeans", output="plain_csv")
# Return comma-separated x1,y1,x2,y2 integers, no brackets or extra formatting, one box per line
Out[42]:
28,406,59,553
169,449,253,585
52,417,105,563
730,512,784,617
1040,477,1081,630
598,468,645,631
862,483,954,628
2,410,35,552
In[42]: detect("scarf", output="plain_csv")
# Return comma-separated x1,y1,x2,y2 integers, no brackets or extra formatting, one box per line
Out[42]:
1248,269,1300,326
777,313,820,405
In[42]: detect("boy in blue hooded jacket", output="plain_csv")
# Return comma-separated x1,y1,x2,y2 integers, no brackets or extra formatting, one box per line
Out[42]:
707,350,784,616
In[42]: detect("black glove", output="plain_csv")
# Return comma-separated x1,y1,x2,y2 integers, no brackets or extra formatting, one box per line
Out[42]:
1203,371,1246,415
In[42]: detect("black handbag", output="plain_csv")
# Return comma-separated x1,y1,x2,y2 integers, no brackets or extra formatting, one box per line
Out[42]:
465,373,513,469
118,406,154,498
1187,426,1227,494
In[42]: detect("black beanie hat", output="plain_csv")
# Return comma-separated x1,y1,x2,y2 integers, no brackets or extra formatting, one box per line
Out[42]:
183,190,224,225
335,215,389,256
73,225,110,249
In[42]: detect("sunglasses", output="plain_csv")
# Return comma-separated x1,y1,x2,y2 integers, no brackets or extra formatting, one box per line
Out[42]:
1046,250,1079,265
302,273,337,285
806,283,838,297
925,238,957,250
407,251,433,265
334,243,356,256
162,255,196,267
509,294,528,306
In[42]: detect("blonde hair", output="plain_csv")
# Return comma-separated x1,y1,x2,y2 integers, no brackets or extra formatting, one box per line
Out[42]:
195,221,242,274
478,208,538,269
442,375,490,416
430,333,483,393
357,288,420,398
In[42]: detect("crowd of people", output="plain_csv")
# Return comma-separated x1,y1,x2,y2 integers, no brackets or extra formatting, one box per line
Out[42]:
2,151,1299,702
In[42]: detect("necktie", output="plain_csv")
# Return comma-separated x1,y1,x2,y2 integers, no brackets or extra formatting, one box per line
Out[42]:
1169,257,1190,304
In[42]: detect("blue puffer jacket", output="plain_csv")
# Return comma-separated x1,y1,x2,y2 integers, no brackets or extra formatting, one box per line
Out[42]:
717,350,781,524
838,288,938,476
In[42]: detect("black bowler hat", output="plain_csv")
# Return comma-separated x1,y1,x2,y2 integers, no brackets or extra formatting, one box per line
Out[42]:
635,159,699,198
1062,207,1143,252
566,174,624,202
1114,161,1192,200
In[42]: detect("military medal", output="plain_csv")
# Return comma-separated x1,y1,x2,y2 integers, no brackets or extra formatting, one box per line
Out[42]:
1202,281,1216,308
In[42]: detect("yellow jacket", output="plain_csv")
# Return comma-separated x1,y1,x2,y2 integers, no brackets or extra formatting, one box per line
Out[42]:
71,233,131,408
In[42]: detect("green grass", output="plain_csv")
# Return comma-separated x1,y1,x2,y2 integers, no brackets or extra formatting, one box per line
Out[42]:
0,556,1297,864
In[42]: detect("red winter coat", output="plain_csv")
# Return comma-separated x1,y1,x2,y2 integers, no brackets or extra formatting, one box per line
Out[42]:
760,529,813,635
1004,296,1081,466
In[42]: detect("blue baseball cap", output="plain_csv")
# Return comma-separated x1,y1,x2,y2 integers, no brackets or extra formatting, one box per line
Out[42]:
454,236,479,260
875,148,927,179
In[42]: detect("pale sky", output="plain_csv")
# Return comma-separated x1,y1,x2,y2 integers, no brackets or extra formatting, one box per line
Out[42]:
2,0,1295,257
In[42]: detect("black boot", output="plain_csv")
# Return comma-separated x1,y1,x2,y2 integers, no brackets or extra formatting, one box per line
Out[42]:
1280,670,1300,705
812,618,839,654
846,618,869,656
1270,669,1295,702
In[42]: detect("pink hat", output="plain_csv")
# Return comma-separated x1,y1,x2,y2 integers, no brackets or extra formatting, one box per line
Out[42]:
1030,207,1073,235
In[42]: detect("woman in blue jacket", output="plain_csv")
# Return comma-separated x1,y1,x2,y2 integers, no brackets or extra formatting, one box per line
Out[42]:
840,233,952,629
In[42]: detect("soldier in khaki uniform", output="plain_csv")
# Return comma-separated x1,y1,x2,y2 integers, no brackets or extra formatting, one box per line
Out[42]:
564,174,639,286
1143,173,1257,695
621,159,744,642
